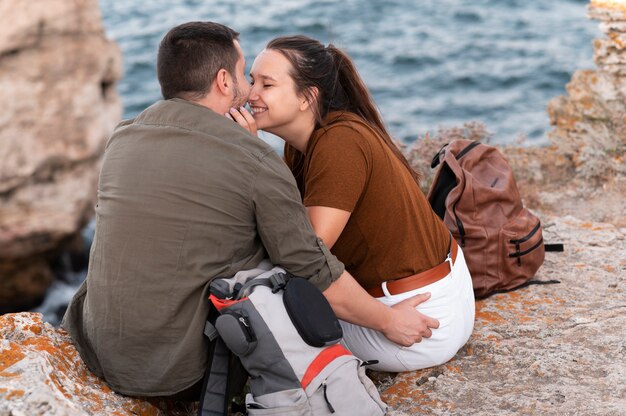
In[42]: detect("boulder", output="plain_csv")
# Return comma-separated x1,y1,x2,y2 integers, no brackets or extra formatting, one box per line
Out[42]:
0,0,122,312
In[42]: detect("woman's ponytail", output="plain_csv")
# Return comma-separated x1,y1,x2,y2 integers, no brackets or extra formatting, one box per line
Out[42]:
326,44,422,184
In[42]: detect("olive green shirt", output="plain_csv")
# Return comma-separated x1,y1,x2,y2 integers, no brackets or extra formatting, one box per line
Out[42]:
61,98,344,396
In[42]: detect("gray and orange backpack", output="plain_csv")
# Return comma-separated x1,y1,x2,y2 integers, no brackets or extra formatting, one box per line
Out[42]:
198,261,387,415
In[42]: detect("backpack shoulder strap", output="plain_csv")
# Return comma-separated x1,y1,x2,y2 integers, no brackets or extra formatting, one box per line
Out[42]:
198,337,230,416
235,271,290,299
198,303,230,416
430,140,482,169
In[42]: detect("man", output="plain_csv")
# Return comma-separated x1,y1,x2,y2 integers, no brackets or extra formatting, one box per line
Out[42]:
62,21,438,399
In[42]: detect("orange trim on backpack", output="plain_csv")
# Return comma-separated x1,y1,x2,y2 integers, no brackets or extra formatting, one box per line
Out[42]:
209,294,249,311
300,344,352,390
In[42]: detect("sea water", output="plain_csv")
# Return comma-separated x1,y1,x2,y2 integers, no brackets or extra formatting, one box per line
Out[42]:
101,0,596,148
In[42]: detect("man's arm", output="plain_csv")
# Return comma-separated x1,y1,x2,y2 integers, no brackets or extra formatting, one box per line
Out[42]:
324,270,439,346
308,205,440,345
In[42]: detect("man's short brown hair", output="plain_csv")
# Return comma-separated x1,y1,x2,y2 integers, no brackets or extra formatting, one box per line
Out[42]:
157,22,240,100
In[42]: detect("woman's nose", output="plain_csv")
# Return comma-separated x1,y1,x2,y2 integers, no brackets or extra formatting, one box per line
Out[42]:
248,84,260,101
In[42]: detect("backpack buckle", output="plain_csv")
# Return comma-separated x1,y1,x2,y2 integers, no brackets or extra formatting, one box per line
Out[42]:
269,272,288,293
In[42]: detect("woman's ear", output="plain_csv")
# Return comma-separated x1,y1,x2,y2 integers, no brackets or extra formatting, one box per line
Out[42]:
300,86,319,112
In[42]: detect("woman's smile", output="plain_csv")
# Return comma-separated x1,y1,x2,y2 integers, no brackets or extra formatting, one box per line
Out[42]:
250,106,267,115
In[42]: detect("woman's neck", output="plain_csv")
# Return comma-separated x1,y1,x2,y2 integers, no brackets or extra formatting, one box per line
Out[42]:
270,113,317,154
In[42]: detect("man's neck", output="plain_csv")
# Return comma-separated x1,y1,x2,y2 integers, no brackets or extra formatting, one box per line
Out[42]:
190,94,229,116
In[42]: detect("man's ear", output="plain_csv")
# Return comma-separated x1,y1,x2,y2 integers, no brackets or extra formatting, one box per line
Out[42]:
300,86,319,111
215,68,231,96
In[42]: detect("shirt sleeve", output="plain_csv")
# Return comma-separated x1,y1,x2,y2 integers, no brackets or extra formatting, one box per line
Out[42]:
251,150,345,291
303,125,370,212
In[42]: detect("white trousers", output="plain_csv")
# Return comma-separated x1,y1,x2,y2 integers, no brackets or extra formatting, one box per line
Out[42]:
340,247,476,372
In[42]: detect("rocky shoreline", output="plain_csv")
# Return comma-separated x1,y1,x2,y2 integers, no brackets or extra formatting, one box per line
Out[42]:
1,0,625,415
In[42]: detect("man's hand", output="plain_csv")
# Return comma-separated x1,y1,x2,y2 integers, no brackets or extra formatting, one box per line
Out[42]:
381,293,440,347
226,106,258,136
324,271,440,348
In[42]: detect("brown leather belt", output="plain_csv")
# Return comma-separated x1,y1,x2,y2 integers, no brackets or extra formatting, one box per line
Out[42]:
367,237,459,298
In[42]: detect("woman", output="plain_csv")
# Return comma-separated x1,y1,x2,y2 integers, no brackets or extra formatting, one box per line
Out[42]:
229,35,475,372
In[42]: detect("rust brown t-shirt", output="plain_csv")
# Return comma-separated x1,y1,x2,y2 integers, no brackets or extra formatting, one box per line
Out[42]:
285,111,450,290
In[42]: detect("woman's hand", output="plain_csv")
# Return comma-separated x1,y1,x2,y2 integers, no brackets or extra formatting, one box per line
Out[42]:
226,106,258,136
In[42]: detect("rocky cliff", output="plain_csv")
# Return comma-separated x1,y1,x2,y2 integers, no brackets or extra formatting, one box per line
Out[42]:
547,0,625,183
539,0,625,226
0,0,122,313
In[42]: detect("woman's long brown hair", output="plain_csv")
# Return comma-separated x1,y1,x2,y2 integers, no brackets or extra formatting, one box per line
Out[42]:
267,35,421,185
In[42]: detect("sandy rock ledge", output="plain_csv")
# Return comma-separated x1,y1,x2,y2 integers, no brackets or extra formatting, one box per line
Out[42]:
1,216,623,415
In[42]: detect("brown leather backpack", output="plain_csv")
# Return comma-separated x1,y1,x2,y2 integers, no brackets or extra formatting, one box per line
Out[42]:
427,140,545,298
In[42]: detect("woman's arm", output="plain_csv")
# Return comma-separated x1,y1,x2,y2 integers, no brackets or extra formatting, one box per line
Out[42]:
324,270,438,346
306,206,351,249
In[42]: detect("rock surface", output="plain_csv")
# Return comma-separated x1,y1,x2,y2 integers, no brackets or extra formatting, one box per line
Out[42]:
1,215,623,415
377,215,626,415
0,312,190,416
0,0,123,312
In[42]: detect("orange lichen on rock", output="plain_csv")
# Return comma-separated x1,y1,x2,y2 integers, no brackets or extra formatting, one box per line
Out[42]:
0,313,166,416
0,344,26,380
475,308,507,325
5,389,25,399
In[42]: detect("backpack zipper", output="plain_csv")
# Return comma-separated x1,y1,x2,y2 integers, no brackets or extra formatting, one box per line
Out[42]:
509,237,544,266
452,203,466,246
508,221,542,266
238,315,256,342
320,381,335,413
509,221,541,244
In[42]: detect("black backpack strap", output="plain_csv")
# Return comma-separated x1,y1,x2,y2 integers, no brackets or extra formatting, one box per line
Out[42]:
236,271,290,299
198,337,231,416
198,302,250,416
545,243,564,252
430,143,449,169
455,140,481,160
431,141,482,169
198,303,229,416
